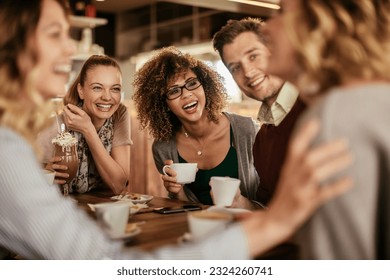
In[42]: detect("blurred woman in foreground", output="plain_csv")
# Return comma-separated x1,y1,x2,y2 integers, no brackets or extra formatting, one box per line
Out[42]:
264,0,390,259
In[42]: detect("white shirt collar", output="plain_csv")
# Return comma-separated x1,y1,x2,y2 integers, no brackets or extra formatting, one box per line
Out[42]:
257,82,299,126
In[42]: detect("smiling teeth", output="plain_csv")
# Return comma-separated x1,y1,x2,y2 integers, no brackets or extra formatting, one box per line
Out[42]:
183,101,197,109
54,64,72,74
97,104,112,109
250,76,266,87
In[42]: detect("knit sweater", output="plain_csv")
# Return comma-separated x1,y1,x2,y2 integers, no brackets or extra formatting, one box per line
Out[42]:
253,97,306,205
152,112,260,202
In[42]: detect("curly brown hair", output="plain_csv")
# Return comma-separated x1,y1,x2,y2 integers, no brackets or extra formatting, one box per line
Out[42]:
132,46,228,141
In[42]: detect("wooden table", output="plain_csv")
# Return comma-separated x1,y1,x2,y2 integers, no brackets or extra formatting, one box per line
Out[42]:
72,190,205,251
72,190,299,259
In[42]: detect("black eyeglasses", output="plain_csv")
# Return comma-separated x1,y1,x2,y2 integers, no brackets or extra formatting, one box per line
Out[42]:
165,78,202,100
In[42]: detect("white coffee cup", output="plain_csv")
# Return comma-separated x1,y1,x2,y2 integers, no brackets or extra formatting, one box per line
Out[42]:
93,202,129,238
209,176,241,207
42,169,55,185
187,210,233,241
162,163,197,184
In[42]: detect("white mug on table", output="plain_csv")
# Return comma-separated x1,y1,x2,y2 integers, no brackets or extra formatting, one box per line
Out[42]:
209,176,241,207
187,210,233,241
93,202,130,238
42,169,55,185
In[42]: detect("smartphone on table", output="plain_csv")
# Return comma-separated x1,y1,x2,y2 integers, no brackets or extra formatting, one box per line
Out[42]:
153,204,202,214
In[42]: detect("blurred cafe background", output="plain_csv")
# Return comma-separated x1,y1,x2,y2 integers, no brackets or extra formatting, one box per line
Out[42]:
65,0,280,196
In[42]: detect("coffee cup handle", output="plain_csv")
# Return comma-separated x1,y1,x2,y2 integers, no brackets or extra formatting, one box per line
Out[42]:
96,211,111,232
102,212,111,228
162,165,171,176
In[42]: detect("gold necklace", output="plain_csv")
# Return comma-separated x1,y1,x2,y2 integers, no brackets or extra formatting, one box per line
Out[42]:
184,130,205,156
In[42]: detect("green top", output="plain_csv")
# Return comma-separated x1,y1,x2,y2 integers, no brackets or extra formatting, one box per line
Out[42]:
153,112,260,203
178,126,238,205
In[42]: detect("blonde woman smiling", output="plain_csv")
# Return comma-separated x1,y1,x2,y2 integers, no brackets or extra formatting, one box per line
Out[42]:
41,55,131,194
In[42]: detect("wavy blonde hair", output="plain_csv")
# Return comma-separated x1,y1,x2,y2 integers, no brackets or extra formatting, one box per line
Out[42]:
286,0,390,94
0,0,69,154
132,46,228,141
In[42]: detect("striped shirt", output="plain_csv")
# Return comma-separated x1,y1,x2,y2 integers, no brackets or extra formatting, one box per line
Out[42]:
0,127,249,260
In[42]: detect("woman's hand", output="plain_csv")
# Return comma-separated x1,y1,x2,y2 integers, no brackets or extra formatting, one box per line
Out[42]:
63,104,94,134
241,118,353,258
267,118,353,233
161,160,184,194
45,156,70,185
230,188,259,210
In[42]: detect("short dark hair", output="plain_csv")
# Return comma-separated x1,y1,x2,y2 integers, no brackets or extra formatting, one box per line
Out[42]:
212,17,266,63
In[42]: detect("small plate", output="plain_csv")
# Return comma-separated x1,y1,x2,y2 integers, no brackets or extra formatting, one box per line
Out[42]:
88,202,148,215
207,206,251,215
111,194,154,204
109,227,141,240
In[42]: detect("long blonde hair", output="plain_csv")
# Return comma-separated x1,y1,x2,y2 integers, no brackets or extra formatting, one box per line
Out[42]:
0,0,69,152
287,0,390,94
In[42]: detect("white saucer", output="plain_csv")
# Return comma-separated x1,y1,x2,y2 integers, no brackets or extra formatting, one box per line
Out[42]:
109,227,141,240
88,202,148,215
207,206,251,215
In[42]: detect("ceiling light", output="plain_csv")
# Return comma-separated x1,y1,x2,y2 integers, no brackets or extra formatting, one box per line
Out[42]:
228,0,280,10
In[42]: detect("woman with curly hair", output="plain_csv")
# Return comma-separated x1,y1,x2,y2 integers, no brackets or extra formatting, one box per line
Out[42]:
133,46,260,208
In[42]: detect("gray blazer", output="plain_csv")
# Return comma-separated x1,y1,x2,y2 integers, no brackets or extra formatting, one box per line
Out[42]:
152,112,260,202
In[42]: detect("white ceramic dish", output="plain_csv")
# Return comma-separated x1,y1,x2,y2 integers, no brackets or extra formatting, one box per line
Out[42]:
88,201,148,215
111,194,154,204
206,206,251,215
109,227,141,240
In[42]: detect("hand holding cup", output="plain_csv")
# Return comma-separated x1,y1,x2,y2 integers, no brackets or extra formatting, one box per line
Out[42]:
162,162,198,185
45,156,71,185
